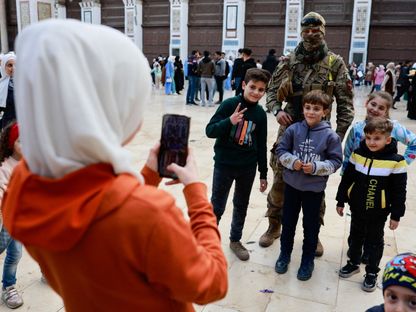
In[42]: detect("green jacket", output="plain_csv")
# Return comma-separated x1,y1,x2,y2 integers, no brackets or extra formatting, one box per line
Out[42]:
206,95,268,179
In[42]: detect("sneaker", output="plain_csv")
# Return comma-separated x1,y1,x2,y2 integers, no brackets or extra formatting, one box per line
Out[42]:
275,253,291,274
297,261,314,281
362,273,378,292
229,241,249,261
339,261,360,278
2,285,23,309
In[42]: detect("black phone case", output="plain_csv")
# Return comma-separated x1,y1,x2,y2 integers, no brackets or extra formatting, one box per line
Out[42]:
158,114,191,179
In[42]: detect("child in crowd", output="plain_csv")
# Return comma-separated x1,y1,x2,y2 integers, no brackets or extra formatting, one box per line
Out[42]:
337,118,407,292
151,62,162,89
366,253,416,312
0,121,23,309
342,91,416,174
342,91,416,264
274,90,342,281
206,68,271,261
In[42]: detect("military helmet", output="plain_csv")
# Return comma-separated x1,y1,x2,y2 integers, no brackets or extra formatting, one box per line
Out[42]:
301,12,326,35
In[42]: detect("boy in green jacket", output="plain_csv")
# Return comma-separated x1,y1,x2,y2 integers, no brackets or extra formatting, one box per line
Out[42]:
206,68,271,261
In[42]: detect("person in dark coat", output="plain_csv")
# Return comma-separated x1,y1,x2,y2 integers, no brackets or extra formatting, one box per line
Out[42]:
174,56,184,95
262,49,279,75
235,48,256,96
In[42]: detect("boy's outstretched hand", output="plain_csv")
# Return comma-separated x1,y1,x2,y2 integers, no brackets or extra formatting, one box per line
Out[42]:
229,103,248,125
260,179,267,192
336,206,344,217
389,219,399,230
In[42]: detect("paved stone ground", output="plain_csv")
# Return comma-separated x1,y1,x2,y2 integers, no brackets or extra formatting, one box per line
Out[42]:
0,85,414,311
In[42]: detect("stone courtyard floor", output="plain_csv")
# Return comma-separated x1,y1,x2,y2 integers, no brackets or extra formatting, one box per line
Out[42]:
0,85,414,311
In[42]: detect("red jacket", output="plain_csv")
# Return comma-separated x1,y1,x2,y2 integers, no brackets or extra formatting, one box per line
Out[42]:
3,161,227,311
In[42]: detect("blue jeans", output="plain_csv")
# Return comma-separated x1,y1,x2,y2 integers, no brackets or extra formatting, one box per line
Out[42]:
280,184,323,265
0,228,22,288
186,76,198,103
211,166,256,242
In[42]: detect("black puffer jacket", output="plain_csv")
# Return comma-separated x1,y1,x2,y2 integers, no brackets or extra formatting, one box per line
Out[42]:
336,139,407,221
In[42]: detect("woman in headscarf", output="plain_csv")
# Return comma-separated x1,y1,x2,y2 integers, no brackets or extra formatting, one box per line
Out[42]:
0,53,16,130
3,19,227,311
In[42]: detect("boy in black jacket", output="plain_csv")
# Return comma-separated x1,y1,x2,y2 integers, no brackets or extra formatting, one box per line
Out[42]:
336,118,407,292
206,68,271,261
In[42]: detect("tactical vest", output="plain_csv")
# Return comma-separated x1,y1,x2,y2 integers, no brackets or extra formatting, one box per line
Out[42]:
287,52,340,121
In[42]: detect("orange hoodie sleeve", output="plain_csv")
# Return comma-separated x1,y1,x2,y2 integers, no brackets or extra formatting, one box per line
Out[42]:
140,165,162,187
143,182,228,304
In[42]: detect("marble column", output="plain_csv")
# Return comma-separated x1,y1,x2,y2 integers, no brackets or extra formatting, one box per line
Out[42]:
0,0,8,52
169,0,188,63
123,0,143,49
16,0,56,32
55,0,66,19
221,0,245,60
283,0,304,55
79,0,101,25
349,0,372,66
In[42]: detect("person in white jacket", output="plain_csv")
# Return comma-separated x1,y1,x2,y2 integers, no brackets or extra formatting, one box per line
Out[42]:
0,121,23,309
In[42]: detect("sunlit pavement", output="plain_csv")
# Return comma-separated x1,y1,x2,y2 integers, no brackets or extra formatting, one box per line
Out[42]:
1,85,414,311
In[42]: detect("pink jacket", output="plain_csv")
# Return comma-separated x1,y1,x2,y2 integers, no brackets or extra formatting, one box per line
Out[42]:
0,157,19,228
374,69,385,85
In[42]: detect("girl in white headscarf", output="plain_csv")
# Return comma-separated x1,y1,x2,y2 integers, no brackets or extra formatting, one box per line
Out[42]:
3,19,227,312
0,53,16,129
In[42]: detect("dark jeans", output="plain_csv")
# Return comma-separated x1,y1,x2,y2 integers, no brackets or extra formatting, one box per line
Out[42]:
349,210,386,274
186,75,198,103
211,166,256,242
280,184,323,264
394,85,409,103
215,76,224,102
234,77,242,96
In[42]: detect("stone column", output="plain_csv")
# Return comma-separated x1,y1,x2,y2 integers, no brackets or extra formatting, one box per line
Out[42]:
55,0,66,19
16,0,55,32
169,0,188,63
0,0,8,52
349,0,372,66
79,0,101,25
222,0,245,60
123,0,143,49
283,0,304,55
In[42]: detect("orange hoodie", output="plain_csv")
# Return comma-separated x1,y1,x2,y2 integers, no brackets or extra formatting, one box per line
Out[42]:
3,161,227,311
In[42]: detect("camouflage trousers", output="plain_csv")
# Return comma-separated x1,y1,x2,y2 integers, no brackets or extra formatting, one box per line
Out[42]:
266,126,326,226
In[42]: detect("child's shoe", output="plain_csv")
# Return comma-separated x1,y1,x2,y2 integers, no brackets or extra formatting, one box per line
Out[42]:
275,253,291,274
362,273,377,292
339,261,360,278
297,261,314,281
229,241,249,261
2,285,23,309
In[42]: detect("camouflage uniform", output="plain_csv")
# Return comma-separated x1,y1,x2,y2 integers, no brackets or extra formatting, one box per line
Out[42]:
261,12,354,249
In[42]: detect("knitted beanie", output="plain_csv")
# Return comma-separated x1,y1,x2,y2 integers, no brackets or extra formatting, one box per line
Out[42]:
382,253,416,293
301,12,326,35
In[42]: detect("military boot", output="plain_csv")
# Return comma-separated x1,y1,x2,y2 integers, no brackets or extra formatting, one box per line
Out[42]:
259,217,281,247
315,238,324,257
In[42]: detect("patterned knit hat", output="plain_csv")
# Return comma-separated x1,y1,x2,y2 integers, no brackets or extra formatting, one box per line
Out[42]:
301,12,326,35
382,253,416,293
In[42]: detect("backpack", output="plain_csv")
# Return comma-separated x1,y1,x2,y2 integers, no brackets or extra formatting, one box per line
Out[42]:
224,61,230,77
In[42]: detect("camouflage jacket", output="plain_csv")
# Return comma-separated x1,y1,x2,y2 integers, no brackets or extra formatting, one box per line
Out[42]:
266,48,354,141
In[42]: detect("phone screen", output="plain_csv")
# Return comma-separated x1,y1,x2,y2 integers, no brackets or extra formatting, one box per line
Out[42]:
158,114,191,179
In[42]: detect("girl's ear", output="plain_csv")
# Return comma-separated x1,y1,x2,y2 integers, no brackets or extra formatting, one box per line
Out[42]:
323,108,330,117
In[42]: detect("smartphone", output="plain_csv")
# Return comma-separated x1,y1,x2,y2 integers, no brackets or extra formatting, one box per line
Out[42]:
158,114,191,179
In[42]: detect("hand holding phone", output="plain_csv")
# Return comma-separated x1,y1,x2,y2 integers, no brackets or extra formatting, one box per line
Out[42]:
158,114,191,179
166,149,199,186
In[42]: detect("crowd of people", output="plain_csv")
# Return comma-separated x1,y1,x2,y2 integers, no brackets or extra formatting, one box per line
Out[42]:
0,12,414,312
348,60,416,119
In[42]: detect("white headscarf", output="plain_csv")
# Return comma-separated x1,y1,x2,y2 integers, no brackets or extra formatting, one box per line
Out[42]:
0,53,16,108
14,19,151,180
